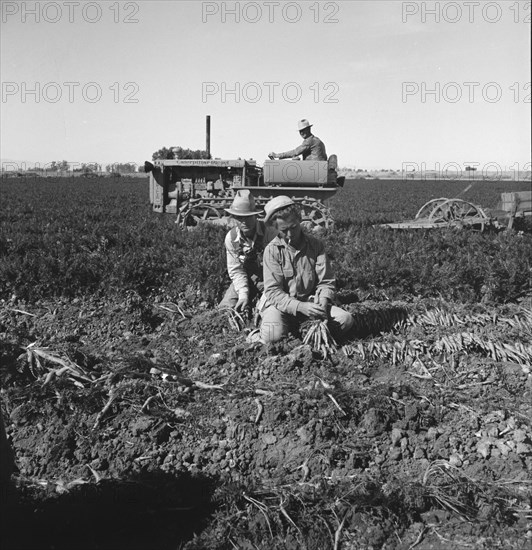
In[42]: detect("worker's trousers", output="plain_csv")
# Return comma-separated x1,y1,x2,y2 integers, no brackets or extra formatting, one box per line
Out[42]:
260,305,354,344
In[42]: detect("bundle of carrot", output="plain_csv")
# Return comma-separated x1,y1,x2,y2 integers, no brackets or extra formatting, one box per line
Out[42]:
302,320,338,359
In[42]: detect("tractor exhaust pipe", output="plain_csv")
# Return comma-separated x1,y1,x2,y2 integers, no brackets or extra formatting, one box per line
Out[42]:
206,115,211,158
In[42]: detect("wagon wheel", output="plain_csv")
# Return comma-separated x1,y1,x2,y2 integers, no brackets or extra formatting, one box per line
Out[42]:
415,198,450,220
298,199,333,232
427,199,489,231
181,202,223,227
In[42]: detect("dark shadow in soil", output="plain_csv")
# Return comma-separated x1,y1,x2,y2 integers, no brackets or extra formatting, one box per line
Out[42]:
1,471,216,550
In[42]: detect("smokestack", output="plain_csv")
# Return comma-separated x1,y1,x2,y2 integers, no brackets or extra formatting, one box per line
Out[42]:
206,115,211,158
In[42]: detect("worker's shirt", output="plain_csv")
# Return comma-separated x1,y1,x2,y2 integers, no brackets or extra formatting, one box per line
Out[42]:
278,134,327,161
263,233,336,315
225,221,277,299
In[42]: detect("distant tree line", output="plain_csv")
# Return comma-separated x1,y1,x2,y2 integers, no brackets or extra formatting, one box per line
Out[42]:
74,163,103,173
152,146,211,161
104,163,137,174
32,160,71,172
30,161,139,173
20,146,211,175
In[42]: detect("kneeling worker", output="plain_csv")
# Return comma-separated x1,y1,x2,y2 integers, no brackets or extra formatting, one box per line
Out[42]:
259,196,354,343
219,190,277,313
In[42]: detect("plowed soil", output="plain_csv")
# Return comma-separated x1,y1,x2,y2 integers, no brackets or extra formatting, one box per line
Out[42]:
1,292,531,549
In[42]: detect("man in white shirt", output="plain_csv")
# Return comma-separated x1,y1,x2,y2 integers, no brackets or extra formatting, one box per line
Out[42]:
218,190,277,313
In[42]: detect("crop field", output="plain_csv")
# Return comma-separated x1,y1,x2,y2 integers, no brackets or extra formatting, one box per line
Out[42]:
1,176,531,549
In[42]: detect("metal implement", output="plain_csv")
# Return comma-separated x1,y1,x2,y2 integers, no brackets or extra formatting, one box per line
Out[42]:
381,192,531,231
382,198,490,231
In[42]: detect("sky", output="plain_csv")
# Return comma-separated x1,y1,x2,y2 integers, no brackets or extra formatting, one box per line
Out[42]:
1,0,530,170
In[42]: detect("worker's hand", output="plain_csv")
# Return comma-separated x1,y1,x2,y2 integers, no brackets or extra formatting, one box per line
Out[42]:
298,302,327,320
268,152,277,160
235,295,249,313
318,297,331,315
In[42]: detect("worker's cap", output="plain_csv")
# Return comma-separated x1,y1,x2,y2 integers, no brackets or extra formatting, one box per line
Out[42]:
264,195,295,223
224,189,262,217
298,119,313,131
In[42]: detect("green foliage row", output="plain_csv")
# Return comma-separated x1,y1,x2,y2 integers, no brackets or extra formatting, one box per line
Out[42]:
327,226,530,303
0,177,530,305
0,178,226,303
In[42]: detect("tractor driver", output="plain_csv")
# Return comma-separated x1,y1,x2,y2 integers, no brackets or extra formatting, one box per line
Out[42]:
218,190,277,314
268,119,327,161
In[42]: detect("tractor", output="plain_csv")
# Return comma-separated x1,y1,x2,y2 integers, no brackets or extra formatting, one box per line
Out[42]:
144,117,344,230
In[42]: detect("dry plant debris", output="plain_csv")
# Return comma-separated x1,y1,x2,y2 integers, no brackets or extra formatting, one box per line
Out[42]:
22,343,95,387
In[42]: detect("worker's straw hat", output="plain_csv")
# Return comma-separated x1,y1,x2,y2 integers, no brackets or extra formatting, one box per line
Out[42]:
224,190,262,217
264,195,295,223
297,119,313,131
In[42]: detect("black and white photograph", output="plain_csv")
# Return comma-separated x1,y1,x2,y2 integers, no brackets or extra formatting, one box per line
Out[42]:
1,1,531,548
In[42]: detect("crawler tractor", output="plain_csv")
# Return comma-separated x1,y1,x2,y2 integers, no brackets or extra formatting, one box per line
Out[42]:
144,117,344,230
